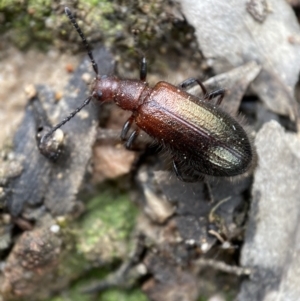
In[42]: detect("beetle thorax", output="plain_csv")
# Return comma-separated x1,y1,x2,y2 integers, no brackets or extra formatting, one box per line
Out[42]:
94,76,150,111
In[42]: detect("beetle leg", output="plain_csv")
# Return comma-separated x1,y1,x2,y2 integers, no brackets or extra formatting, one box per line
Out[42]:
204,88,225,105
172,160,204,182
172,160,184,181
126,128,140,149
121,116,135,141
140,56,147,81
179,78,226,106
178,77,207,95
121,116,141,150
132,31,147,81
204,179,214,203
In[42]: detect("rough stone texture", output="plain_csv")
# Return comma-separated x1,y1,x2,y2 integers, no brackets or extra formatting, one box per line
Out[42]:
0,215,63,300
239,121,300,301
6,47,114,217
179,0,300,120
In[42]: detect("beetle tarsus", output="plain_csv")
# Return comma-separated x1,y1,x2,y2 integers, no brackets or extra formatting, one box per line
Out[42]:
204,88,226,105
121,116,135,141
140,57,147,81
178,77,208,96
126,129,140,149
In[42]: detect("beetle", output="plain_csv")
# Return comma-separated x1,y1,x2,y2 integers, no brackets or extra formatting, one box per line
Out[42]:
39,7,253,182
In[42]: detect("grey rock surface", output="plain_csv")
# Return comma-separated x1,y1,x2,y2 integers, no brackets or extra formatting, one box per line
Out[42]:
239,120,300,301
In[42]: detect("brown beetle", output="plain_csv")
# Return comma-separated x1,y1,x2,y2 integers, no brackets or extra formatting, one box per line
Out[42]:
39,7,253,182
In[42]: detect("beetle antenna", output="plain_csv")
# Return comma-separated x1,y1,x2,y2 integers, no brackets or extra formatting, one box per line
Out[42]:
39,8,99,158
65,7,99,76
41,95,92,144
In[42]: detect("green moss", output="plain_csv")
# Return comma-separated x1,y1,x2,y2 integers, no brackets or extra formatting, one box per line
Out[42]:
99,288,148,301
225,291,236,301
48,287,147,301
47,187,142,300
57,248,87,280
76,187,138,263
43,187,140,301
0,0,196,79
0,0,56,49
0,0,173,56
0,0,123,50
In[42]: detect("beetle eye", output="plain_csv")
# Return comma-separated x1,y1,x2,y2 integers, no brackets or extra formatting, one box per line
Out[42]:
97,91,102,98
